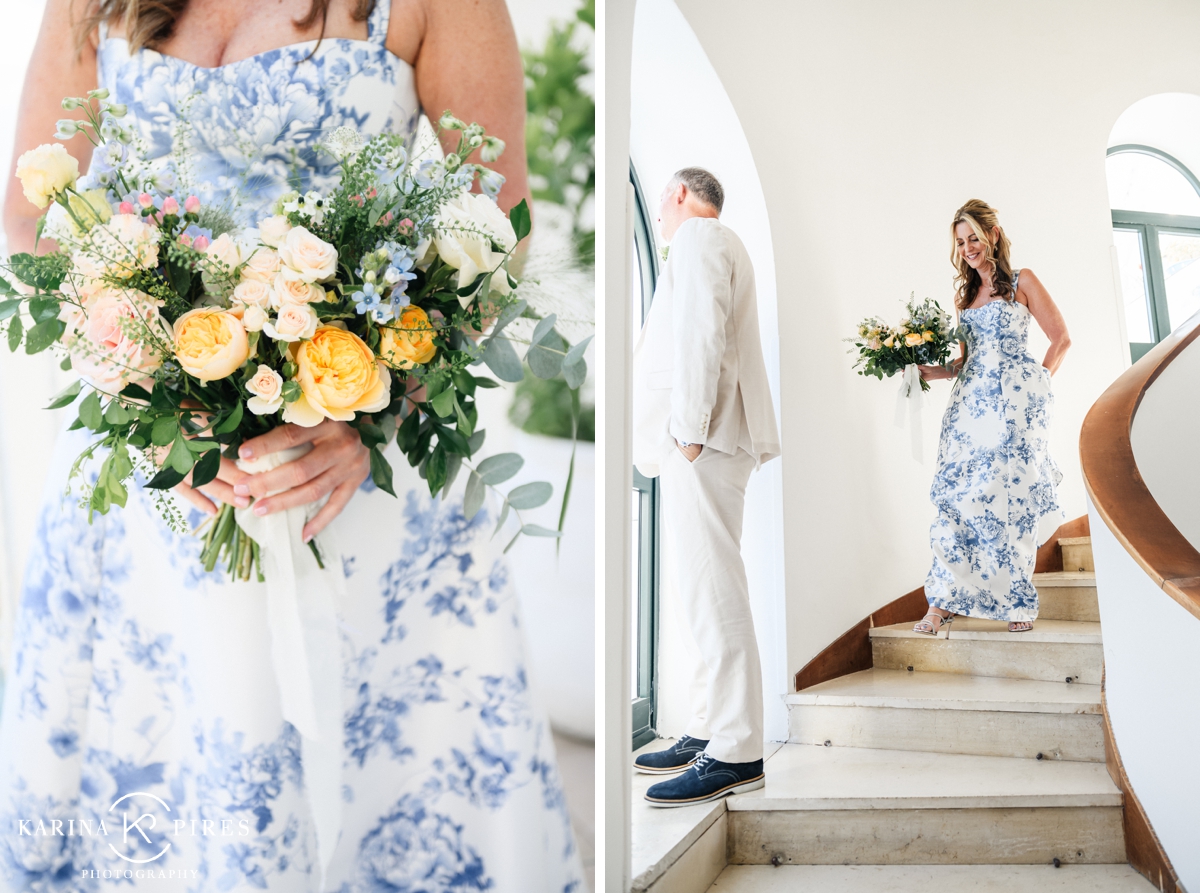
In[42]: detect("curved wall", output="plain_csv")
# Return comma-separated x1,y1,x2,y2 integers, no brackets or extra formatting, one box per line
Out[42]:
630,0,788,743
674,0,1200,684
1088,326,1200,889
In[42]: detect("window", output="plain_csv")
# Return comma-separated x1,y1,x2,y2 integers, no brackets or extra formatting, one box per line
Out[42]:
1107,145,1200,361
630,165,659,750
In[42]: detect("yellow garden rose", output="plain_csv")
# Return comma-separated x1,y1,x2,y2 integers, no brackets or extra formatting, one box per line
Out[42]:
904,332,925,347
284,325,391,426
922,331,934,342
379,306,438,370
15,143,79,209
882,335,895,348
173,308,250,383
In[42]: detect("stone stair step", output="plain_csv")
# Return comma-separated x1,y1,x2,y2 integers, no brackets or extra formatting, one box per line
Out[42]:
707,864,1159,892
786,668,1104,761
725,744,1124,866
1059,536,1095,573
870,619,1103,684
1033,571,1100,622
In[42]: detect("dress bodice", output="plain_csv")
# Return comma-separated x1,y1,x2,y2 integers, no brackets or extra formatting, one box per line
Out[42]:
93,1,419,225
959,271,1037,369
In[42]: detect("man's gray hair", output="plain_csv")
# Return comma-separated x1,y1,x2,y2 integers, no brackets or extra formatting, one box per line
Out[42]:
671,167,724,213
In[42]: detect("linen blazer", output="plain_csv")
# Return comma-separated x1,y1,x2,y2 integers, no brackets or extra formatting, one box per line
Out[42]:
632,216,781,477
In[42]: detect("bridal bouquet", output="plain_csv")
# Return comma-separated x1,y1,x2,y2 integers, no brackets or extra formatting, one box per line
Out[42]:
845,295,959,393
0,90,590,580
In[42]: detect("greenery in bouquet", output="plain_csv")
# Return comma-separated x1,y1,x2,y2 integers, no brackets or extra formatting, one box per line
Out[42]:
0,89,591,581
845,295,960,392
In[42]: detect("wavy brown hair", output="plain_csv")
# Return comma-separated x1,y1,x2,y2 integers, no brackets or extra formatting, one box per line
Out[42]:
950,199,1015,311
76,0,376,53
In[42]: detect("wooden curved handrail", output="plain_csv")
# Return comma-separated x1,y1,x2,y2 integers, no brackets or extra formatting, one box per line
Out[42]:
1079,313,1200,622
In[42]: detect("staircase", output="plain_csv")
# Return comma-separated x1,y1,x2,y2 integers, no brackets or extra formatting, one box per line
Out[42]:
706,537,1158,892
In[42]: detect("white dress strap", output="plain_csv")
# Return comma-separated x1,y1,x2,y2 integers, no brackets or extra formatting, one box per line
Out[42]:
367,0,391,43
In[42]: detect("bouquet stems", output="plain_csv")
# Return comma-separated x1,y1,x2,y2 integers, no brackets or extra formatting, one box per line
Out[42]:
198,503,265,582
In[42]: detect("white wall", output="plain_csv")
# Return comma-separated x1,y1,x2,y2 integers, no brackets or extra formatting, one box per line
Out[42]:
630,0,789,746
673,0,1200,687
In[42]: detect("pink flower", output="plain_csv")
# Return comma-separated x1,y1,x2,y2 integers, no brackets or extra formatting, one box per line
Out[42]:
137,193,154,209
162,196,179,215
398,218,414,235
119,201,135,215
193,235,211,252
184,195,200,213
67,288,165,389
377,211,394,227
366,187,378,200
178,234,194,248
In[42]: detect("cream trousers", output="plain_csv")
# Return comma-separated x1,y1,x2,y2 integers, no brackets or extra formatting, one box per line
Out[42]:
660,444,763,764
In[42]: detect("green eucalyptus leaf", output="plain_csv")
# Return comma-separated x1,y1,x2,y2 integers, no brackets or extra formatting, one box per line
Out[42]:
476,452,523,485
562,334,594,389
506,481,552,510
7,313,23,351
442,453,462,496
521,524,563,538
527,328,566,379
463,471,486,519
492,499,511,538
490,299,527,336
529,313,557,348
0,298,23,321
467,428,486,455
481,335,524,382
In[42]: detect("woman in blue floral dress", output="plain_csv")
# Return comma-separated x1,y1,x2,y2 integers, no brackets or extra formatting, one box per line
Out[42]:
0,1,583,890
915,200,1070,635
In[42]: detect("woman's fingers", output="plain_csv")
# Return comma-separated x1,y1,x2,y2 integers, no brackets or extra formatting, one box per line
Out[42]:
239,446,341,500
252,466,343,517
198,478,245,508
173,482,218,516
214,456,252,489
238,422,324,461
302,478,361,543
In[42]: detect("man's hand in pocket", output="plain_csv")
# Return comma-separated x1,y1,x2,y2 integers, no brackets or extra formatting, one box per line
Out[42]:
675,440,703,463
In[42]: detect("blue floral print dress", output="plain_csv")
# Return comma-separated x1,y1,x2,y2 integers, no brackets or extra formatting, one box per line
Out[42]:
925,272,1065,622
0,6,583,891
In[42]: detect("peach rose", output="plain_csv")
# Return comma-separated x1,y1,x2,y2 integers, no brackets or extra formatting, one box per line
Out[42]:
262,303,319,342
245,364,284,415
379,306,438,370
66,288,165,389
241,247,282,283
233,278,273,309
173,308,250,383
283,325,391,426
258,215,293,248
271,273,325,308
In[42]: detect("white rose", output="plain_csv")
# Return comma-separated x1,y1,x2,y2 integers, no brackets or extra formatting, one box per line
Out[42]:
233,278,273,309
245,364,285,415
434,191,519,305
76,213,160,279
262,303,319,342
242,304,268,332
278,226,338,283
258,215,294,248
205,233,246,273
15,143,80,209
241,247,282,283
271,273,325,308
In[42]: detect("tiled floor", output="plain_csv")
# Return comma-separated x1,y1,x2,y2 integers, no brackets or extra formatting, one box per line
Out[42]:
554,730,596,892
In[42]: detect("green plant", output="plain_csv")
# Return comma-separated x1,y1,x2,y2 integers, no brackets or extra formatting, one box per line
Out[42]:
508,373,595,442
524,0,595,263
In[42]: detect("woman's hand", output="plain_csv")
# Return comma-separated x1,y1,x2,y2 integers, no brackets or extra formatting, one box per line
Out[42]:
917,364,952,381
229,420,371,543
174,457,254,517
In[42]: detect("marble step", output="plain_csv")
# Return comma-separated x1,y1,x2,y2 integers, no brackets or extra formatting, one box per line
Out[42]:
786,668,1104,762
726,744,1124,866
707,864,1158,892
870,618,1103,684
1033,571,1100,622
1059,536,1095,573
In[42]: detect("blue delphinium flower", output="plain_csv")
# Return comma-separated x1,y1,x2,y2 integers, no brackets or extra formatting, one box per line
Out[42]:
414,160,446,190
353,282,381,315
478,168,506,198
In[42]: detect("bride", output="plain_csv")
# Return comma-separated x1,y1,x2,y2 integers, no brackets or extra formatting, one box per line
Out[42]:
0,0,583,889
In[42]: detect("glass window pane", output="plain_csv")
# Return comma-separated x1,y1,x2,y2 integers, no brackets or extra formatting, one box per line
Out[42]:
1159,231,1200,330
1107,152,1200,216
1112,229,1154,343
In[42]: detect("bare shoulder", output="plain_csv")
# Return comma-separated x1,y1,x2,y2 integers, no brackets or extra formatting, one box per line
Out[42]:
1015,267,1050,303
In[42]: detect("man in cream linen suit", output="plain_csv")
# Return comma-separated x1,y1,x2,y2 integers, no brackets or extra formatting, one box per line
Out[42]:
631,168,781,807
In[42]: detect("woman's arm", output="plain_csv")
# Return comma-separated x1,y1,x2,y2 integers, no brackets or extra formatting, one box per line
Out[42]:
4,0,99,255
1018,268,1071,375
399,0,531,216
918,339,967,381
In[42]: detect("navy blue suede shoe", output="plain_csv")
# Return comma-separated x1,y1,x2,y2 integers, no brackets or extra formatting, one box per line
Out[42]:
644,754,765,807
633,735,710,775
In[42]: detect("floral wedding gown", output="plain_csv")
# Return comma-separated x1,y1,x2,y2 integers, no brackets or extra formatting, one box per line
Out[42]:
0,5,583,891
925,271,1065,622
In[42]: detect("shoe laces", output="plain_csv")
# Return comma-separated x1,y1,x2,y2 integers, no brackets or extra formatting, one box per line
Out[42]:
693,753,714,772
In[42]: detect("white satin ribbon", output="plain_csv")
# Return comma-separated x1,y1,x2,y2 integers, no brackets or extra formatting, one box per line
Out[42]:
894,365,925,462
234,445,344,889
